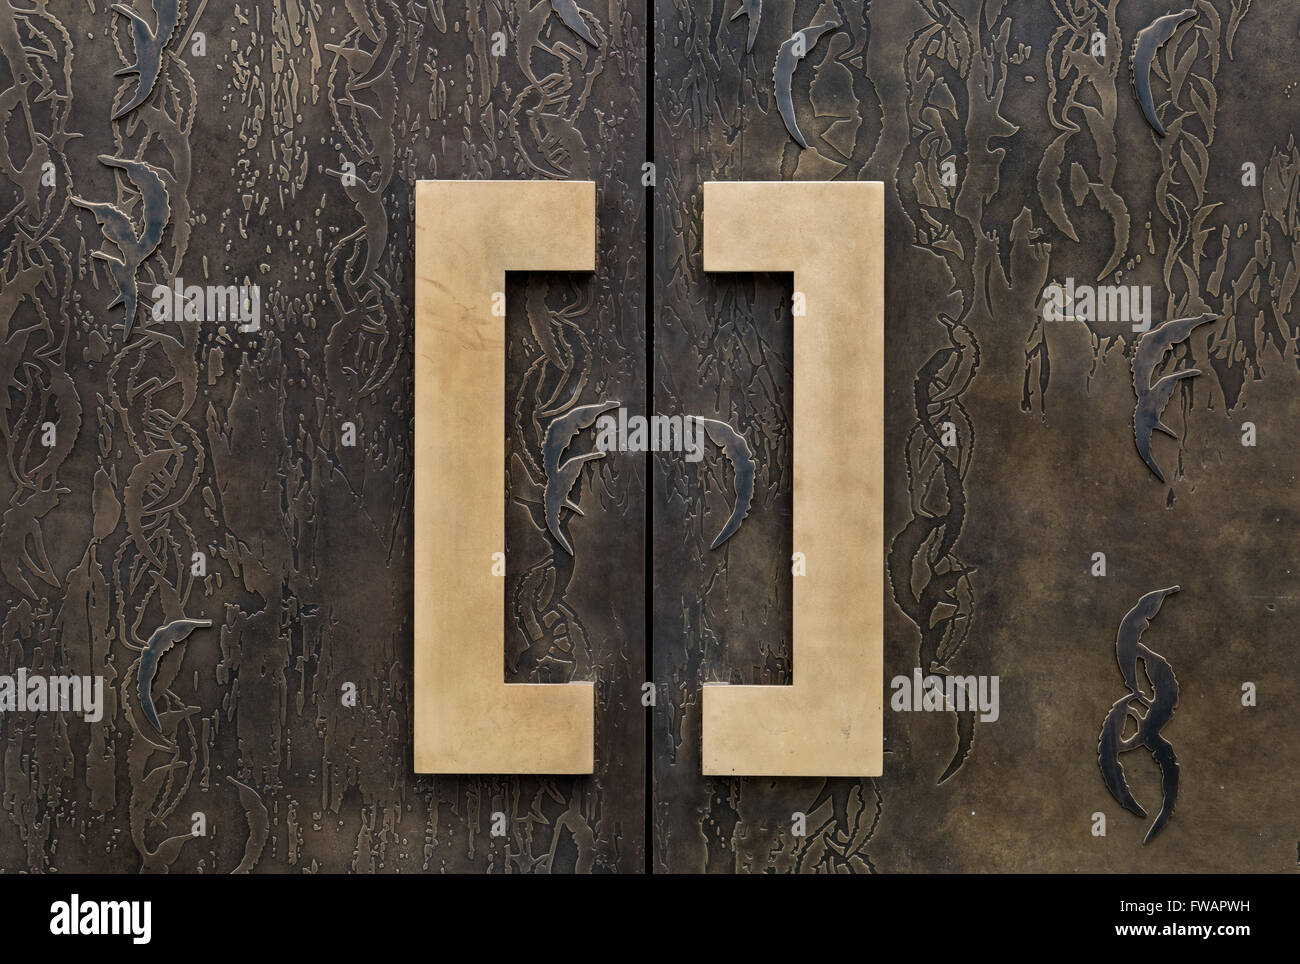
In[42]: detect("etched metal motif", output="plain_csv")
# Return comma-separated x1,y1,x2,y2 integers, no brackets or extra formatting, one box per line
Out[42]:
550,0,600,48
1130,9,1199,137
71,155,171,342
688,416,755,550
889,310,980,784
134,617,211,735
1132,314,1216,483
542,399,620,555
774,21,838,149
110,0,180,119
729,0,762,53
1099,587,1182,845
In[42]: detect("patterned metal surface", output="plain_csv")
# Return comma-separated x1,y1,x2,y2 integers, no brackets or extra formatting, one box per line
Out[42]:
653,0,1299,873
1,0,1297,873
0,0,644,873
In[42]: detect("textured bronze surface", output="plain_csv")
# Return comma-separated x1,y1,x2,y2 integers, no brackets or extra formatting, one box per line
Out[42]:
0,0,644,873
654,0,1300,872
2,0,1299,874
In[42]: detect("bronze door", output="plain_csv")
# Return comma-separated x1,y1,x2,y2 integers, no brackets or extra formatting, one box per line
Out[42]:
1,0,1298,876
650,0,1300,873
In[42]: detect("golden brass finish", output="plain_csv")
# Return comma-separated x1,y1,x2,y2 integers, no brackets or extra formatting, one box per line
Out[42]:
701,181,884,777
414,180,596,774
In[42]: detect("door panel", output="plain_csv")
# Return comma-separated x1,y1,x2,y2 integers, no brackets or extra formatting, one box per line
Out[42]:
0,0,644,874
1,0,1298,876
652,0,1300,873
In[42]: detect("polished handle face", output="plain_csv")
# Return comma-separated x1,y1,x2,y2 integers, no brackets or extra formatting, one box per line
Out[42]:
701,181,884,777
414,180,596,774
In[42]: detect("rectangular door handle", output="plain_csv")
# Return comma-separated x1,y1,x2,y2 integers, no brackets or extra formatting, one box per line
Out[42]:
701,181,885,777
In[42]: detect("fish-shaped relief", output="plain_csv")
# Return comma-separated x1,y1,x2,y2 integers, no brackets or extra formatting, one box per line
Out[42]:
1132,314,1215,483
136,617,211,733
111,0,180,119
543,400,619,555
1130,9,1198,137
689,416,755,550
72,154,171,343
1098,587,1182,844
775,21,838,148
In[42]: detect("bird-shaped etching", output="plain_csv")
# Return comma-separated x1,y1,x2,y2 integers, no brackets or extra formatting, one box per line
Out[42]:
131,761,193,871
135,617,211,733
1098,586,1181,844
550,0,599,48
690,416,755,550
72,154,171,343
111,0,180,120
931,313,980,406
1130,9,1197,137
229,776,270,874
543,400,619,555
0,488,67,598
546,451,605,556
775,21,838,148
730,0,762,53
326,0,401,92
1132,313,1215,483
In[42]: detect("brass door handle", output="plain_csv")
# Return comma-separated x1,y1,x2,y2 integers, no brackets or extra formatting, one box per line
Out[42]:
414,180,597,774
701,181,884,777
414,179,883,777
